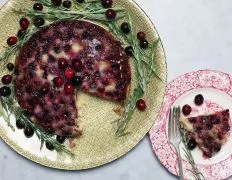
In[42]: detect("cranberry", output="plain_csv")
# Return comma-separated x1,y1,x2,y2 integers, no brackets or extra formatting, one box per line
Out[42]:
0,86,11,96
64,44,71,52
40,85,50,95
65,67,75,80
63,0,72,8
51,0,62,6
98,87,105,93
56,136,66,144
76,0,84,3
121,22,130,34
54,45,61,53
58,58,68,69
224,124,230,131
72,76,82,86
16,120,25,129
17,29,26,38
19,18,30,29
203,152,212,158
95,44,102,51
187,138,197,150
21,102,33,113
7,63,14,71
53,77,64,87
101,0,112,8
72,60,84,71
136,99,146,111
46,141,55,150
7,36,18,46
33,3,43,11
101,78,109,85
2,75,12,84
206,123,213,130
205,135,213,143
64,82,74,94
194,126,202,132
137,31,146,40
33,17,45,27
105,9,117,20
211,117,220,124
140,39,149,48
194,94,204,106
24,126,34,138
182,104,192,116
125,46,133,56
214,144,221,152
188,117,196,123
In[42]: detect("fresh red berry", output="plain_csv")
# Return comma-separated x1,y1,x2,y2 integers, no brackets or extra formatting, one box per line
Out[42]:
63,0,72,8
187,138,197,150
51,0,62,6
24,126,34,138
33,3,43,11
136,99,146,111
72,60,83,71
140,39,149,48
53,77,64,87
64,82,74,94
194,94,204,106
58,58,68,69
2,75,12,84
46,141,55,150
105,9,117,20
7,63,14,71
72,76,82,86
0,86,11,96
40,84,50,94
7,36,18,46
20,18,30,29
121,22,130,34
17,29,26,38
125,46,133,56
65,67,74,80
182,104,192,116
56,136,66,144
33,17,45,27
137,31,146,40
16,119,25,129
102,0,113,8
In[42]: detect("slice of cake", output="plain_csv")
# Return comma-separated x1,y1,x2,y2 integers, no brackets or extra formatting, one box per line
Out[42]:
180,110,230,158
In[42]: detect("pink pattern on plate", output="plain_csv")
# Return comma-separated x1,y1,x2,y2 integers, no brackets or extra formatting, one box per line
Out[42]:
149,69,232,179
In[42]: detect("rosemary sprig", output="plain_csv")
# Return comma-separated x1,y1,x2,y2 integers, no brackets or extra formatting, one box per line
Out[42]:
179,126,205,180
1,0,161,138
114,43,158,136
0,95,74,156
0,28,34,66
0,95,15,131
113,14,160,136
14,6,125,22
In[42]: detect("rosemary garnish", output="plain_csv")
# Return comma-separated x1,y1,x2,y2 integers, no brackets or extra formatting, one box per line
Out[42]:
0,0,161,140
14,5,125,22
179,126,205,180
0,28,35,67
0,95,74,156
112,14,160,136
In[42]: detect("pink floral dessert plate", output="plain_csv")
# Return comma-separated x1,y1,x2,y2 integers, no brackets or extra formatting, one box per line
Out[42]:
149,69,232,179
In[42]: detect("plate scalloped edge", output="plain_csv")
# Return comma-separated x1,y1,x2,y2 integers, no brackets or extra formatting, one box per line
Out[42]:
149,69,232,179
0,0,167,170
